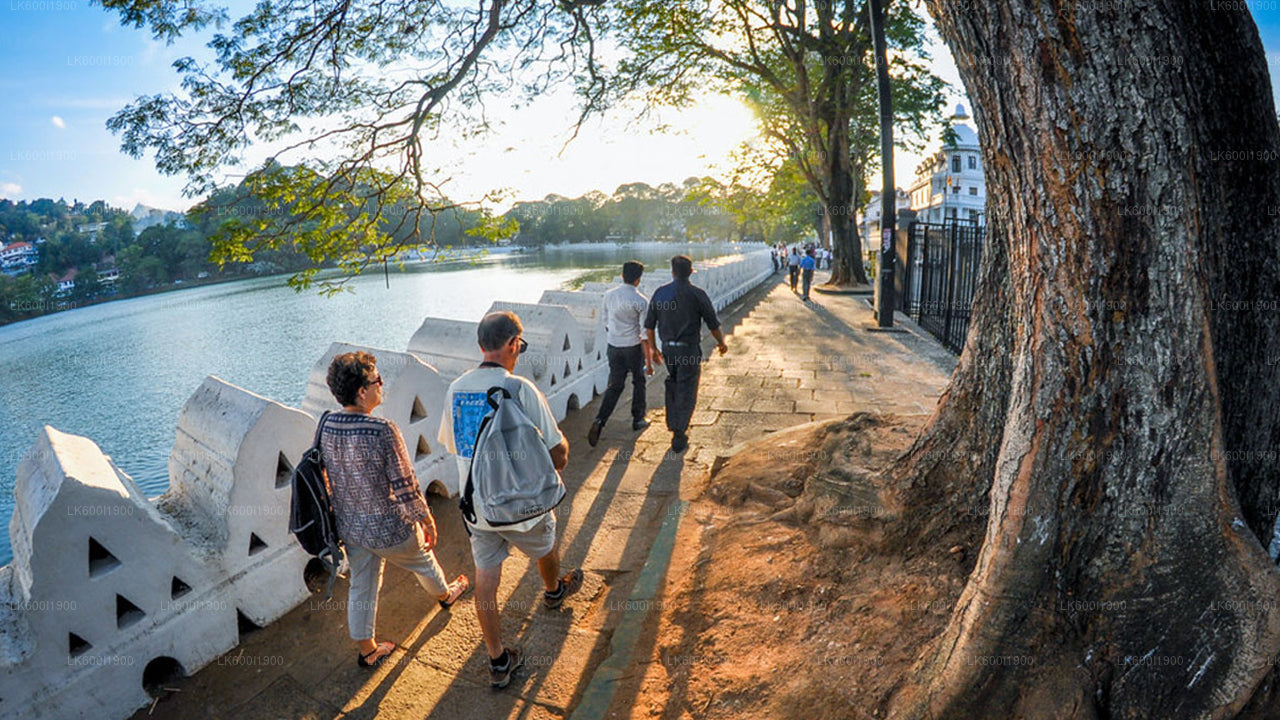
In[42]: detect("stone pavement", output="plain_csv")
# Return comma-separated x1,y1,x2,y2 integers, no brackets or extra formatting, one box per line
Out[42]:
685,273,956,469
129,270,954,720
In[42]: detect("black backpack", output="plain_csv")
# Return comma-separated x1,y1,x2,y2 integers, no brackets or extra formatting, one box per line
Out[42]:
288,411,345,599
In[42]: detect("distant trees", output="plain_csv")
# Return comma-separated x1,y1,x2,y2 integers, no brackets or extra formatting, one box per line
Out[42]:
503,178,797,246
0,170,744,326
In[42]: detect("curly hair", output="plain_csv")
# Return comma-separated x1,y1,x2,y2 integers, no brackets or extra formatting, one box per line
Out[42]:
327,351,378,406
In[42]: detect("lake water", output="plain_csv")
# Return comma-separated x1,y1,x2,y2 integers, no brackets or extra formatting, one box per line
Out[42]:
0,242,745,565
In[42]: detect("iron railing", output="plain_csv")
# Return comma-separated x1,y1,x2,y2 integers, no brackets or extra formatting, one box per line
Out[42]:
900,221,986,354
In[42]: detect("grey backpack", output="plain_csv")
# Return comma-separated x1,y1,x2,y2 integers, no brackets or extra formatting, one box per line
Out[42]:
460,376,566,527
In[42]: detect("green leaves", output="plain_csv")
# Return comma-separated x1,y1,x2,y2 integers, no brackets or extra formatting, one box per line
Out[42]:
99,0,618,289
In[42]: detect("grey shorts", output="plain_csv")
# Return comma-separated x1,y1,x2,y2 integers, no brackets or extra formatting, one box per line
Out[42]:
468,513,557,570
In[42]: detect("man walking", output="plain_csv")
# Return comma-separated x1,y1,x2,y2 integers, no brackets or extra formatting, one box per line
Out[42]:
438,311,584,688
788,247,801,291
644,255,728,454
588,261,652,447
800,247,816,301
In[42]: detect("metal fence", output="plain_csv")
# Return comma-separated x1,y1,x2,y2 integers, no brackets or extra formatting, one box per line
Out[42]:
900,221,987,354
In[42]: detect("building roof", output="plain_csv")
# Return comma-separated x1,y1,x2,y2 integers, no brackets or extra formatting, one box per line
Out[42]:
1,242,34,252
949,123,979,149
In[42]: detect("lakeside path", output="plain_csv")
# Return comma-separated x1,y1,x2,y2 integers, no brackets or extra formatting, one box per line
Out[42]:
131,270,955,720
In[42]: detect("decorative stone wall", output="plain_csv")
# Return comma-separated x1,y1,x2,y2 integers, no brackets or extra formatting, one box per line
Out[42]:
0,377,315,720
0,248,771,720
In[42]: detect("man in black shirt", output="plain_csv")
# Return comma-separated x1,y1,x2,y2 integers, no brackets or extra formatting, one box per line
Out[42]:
644,255,728,453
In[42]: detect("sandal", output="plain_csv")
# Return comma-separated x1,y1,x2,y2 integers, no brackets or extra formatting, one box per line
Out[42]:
357,640,396,669
438,574,471,609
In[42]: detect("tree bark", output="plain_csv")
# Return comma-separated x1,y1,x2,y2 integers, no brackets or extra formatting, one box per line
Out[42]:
886,2,1280,717
827,115,870,286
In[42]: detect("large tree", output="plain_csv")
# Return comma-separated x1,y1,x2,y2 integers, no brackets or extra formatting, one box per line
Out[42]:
885,1,1280,717
610,0,945,286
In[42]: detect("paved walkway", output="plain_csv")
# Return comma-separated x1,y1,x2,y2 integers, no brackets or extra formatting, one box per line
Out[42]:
131,270,954,720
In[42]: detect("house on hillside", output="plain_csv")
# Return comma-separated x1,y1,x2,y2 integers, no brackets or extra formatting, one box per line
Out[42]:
1,241,39,276
53,268,77,296
77,222,109,242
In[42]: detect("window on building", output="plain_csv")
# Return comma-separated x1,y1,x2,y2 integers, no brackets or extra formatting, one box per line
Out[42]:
952,186,960,194
969,187,978,196
968,156,977,170
947,207,957,219
952,156,961,173
969,210,979,221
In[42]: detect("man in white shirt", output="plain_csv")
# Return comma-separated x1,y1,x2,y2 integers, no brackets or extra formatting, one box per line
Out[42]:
588,261,652,447
788,247,801,291
438,311,583,688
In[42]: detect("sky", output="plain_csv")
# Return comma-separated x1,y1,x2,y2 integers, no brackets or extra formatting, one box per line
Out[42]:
2,4,1280,213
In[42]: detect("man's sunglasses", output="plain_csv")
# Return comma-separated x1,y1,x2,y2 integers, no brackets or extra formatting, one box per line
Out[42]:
366,375,384,387
514,337,528,354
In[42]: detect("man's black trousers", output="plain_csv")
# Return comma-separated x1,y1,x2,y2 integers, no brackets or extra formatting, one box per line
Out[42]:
663,346,702,434
596,343,646,423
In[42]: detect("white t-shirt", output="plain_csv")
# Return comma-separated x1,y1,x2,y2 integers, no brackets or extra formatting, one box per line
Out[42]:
438,365,565,532
602,283,649,348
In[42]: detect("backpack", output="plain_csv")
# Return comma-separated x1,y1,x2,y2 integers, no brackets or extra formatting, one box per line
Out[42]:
460,377,566,527
288,411,346,599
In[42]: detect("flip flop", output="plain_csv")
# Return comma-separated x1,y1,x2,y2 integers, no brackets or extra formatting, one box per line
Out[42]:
357,640,397,669
438,574,471,609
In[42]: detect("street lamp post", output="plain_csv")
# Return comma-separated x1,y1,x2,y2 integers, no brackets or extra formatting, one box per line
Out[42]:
869,0,896,327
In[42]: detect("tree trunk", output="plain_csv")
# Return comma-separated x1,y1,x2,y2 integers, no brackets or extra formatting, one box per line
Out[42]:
827,112,870,286
886,2,1280,717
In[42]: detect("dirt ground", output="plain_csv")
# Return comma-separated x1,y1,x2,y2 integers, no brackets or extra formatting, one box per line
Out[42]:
610,412,972,720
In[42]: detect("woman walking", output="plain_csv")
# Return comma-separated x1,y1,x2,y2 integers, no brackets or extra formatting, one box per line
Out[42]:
321,351,470,668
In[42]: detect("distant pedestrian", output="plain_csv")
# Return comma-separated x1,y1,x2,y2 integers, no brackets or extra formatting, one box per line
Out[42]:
644,255,728,454
321,351,471,670
788,248,800,291
770,249,779,273
438,312,584,688
589,261,652,447
800,249,816,301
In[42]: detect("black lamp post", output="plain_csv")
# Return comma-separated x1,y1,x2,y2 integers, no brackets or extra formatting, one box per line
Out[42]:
869,0,896,327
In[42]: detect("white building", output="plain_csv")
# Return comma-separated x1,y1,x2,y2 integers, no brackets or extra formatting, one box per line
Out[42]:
908,104,986,226
858,188,912,258
77,222,110,242
54,268,78,295
0,241,39,275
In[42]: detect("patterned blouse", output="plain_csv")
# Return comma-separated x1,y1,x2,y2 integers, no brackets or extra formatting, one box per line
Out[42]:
321,412,431,549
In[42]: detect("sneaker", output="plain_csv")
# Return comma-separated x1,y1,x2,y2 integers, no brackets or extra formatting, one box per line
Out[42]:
587,419,603,447
671,432,689,454
632,418,651,431
544,568,584,609
489,646,524,689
